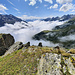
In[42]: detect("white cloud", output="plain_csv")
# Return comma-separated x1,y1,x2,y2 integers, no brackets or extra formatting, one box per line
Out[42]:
18,12,21,13
35,6,38,9
59,34,75,42
44,5,48,7
53,4,58,8
28,20,64,34
25,0,27,1
25,0,53,6
0,4,8,14
49,4,58,9
39,0,42,3
13,7,19,11
29,0,36,6
7,0,15,6
19,15,46,20
13,7,21,14
56,0,72,4
0,4,8,11
44,0,53,4
0,13,3,14
0,20,64,46
30,40,59,47
49,6,52,9
71,10,75,12
59,3,74,12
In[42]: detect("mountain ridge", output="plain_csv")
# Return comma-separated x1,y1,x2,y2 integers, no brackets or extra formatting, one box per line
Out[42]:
0,14,27,27
42,14,75,22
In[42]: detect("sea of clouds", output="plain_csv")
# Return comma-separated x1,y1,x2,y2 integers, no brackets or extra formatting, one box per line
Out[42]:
59,34,75,42
0,20,64,47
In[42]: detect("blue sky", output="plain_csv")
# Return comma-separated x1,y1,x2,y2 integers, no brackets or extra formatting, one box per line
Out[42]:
0,0,75,19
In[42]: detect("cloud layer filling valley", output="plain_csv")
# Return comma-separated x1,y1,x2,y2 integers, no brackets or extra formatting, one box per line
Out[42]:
0,20,64,46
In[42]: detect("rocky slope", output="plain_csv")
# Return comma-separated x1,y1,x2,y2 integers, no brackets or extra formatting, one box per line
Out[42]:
33,17,75,49
0,34,75,75
0,43,75,75
37,53,75,75
0,34,15,56
53,17,75,30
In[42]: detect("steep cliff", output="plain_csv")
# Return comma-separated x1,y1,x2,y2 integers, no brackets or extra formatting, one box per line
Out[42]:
0,34,15,55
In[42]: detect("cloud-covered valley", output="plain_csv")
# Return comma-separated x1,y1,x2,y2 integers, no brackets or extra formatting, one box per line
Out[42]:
0,20,64,46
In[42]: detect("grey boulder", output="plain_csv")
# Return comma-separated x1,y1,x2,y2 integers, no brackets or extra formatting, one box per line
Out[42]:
3,42,23,57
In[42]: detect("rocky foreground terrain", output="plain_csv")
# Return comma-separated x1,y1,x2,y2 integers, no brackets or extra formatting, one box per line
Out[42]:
0,34,75,75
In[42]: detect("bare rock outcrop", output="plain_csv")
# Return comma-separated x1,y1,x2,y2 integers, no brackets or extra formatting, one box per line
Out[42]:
3,42,23,57
0,34,15,56
37,53,75,75
37,53,62,75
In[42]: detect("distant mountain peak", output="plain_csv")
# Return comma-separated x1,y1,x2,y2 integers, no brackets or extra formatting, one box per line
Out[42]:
0,14,27,27
42,14,75,22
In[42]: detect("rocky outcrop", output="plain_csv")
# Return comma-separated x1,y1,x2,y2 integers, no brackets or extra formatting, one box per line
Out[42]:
3,42,23,57
23,42,30,49
38,42,42,47
37,53,62,75
37,53,75,75
0,34,15,56
63,58,75,75
0,45,75,75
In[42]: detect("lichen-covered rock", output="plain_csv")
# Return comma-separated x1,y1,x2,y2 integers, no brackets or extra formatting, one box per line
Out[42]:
37,53,63,75
63,58,75,75
0,34,15,56
3,42,23,57
37,52,75,75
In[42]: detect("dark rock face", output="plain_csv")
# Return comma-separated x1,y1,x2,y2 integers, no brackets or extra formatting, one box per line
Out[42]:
3,42,23,57
54,46,60,50
38,42,42,47
0,34,15,56
24,42,30,48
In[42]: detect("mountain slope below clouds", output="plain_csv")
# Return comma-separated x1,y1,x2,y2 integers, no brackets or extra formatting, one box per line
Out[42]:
33,17,75,49
53,17,75,30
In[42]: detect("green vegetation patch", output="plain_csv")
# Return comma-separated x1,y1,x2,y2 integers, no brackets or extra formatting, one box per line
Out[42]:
62,53,71,57
70,49,75,54
0,46,55,75
0,46,73,75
